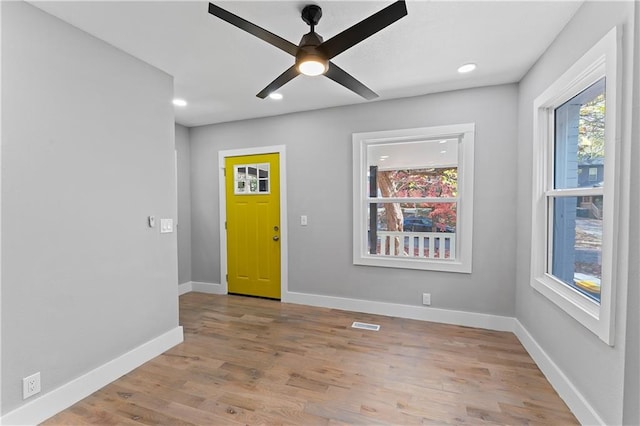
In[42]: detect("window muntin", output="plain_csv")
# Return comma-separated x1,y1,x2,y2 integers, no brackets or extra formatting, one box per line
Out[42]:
531,27,618,344
353,124,474,273
234,163,270,194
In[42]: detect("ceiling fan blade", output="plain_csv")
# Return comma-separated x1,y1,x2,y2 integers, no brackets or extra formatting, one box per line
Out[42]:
324,62,378,100
208,3,298,56
256,65,300,99
319,1,407,60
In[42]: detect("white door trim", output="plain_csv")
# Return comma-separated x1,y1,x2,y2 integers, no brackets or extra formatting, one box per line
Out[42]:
218,145,288,298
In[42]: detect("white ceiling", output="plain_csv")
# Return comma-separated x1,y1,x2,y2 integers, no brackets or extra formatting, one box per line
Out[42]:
30,1,582,127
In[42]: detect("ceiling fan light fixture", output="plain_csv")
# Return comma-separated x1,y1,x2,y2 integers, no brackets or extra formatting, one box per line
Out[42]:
297,55,328,77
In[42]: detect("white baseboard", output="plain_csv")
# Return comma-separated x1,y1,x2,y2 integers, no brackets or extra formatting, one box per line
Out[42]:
191,281,225,294
178,281,192,295
513,320,603,426
282,291,515,332
1,326,184,426
178,281,225,296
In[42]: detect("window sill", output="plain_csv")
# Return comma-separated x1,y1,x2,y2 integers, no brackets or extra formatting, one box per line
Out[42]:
355,255,471,273
531,274,611,344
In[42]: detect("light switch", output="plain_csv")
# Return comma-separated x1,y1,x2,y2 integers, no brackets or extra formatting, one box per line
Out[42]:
301,215,308,226
160,218,173,233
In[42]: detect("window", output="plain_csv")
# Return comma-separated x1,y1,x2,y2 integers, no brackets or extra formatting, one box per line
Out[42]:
353,123,474,273
531,28,619,344
234,163,270,194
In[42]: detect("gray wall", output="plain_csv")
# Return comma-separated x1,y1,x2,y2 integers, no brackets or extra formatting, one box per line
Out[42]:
515,2,638,424
176,124,192,285
190,84,518,316
623,3,640,424
1,2,179,414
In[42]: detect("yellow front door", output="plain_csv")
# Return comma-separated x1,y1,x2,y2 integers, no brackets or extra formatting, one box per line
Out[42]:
225,153,280,299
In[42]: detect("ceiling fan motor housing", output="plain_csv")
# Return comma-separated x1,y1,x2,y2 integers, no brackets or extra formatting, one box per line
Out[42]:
296,32,328,74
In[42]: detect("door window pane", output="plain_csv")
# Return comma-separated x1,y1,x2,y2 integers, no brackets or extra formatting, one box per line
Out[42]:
234,163,270,194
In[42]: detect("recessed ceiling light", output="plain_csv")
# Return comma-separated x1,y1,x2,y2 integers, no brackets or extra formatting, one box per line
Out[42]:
440,150,447,154
172,98,187,107
269,93,283,100
457,63,477,74
380,155,389,159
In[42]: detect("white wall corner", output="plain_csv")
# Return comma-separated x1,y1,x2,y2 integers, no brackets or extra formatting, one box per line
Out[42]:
0,326,184,426
513,320,604,426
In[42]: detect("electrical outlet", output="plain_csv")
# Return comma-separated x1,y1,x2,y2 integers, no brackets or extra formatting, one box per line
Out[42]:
23,372,41,399
422,293,431,306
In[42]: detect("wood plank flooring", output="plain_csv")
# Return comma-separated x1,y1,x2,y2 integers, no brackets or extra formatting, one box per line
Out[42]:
43,293,578,425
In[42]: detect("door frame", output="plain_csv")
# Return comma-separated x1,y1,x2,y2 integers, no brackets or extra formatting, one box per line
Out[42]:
218,145,288,298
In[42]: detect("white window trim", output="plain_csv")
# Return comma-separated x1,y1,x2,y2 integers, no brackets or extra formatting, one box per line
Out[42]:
353,123,475,273
531,27,620,345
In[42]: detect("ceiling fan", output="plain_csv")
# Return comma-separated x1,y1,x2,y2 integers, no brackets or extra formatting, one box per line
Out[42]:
207,1,408,100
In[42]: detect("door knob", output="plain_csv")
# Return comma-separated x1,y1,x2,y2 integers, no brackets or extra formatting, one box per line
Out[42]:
273,235,280,241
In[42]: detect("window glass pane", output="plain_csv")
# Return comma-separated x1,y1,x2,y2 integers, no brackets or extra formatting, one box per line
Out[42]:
370,202,456,233
258,163,269,178
370,168,458,199
368,139,458,198
367,202,456,259
400,202,456,233
551,196,602,303
247,165,258,192
554,78,605,189
257,163,269,193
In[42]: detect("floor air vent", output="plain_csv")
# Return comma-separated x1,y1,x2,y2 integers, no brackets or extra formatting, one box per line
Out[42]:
351,321,380,331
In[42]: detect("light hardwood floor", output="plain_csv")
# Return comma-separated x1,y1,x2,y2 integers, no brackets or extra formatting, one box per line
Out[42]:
44,293,578,425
